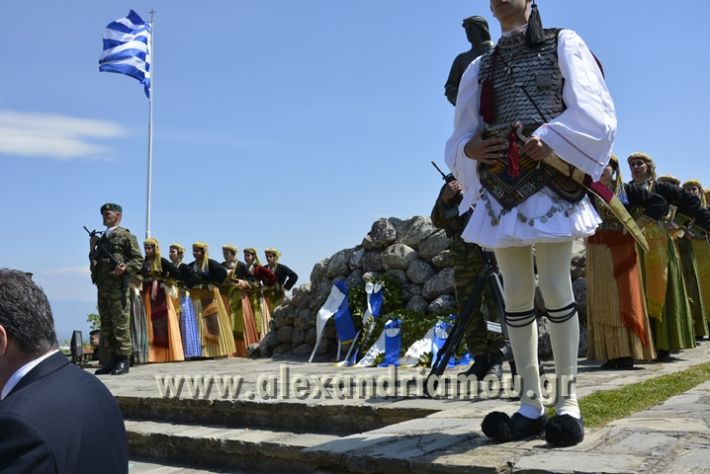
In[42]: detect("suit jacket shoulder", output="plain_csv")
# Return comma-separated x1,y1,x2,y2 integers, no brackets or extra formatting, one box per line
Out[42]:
0,352,128,473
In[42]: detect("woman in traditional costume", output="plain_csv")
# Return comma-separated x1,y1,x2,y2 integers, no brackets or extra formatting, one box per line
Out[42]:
628,153,700,358
263,247,299,312
141,238,185,362
128,275,148,365
656,176,707,342
168,243,202,358
586,156,666,370
445,0,616,446
683,180,710,337
230,248,275,350
186,242,236,358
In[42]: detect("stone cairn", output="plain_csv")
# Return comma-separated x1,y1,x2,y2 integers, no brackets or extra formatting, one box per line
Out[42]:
257,216,588,360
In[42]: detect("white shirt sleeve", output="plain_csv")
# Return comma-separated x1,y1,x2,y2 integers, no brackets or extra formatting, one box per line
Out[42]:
532,29,617,182
444,58,485,215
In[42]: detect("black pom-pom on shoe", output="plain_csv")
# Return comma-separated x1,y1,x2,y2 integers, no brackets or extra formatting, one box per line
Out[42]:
481,411,547,442
545,414,584,447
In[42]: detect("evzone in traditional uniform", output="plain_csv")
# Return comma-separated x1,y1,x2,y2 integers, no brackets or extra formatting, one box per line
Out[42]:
682,180,710,336
263,248,299,313
167,243,202,358
586,156,667,370
445,1,615,445
628,154,701,358
141,238,185,362
186,242,236,358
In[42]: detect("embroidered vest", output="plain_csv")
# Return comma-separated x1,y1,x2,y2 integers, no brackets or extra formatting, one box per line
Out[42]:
477,29,584,210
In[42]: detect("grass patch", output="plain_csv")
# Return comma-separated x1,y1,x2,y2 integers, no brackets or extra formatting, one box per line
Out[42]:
578,362,710,428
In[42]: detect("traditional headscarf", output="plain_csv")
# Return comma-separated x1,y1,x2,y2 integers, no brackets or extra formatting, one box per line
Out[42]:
222,244,238,255
657,175,680,186
243,247,261,267
264,247,281,261
683,180,707,207
144,237,162,274
627,152,656,185
192,242,209,271
607,154,628,205
169,243,185,264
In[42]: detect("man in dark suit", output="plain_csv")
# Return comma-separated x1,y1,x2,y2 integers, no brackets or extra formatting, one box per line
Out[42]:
0,269,128,473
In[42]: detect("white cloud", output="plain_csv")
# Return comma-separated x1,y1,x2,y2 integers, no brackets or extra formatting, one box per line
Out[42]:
40,265,91,277
35,265,95,302
0,110,126,161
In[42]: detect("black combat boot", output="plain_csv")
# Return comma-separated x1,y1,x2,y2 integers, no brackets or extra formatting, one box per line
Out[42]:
94,356,116,375
110,355,130,375
463,355,490,381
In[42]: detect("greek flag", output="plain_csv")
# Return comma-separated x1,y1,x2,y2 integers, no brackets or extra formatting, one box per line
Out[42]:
99,10,152,98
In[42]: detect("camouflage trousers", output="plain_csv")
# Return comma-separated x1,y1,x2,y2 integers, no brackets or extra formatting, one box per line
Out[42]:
451,239,504,357
97,280,132,357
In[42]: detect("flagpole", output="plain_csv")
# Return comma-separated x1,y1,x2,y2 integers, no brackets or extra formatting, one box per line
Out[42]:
145,9,155,239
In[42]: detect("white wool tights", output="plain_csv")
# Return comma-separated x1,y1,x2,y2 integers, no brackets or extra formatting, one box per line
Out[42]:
494,241,580,419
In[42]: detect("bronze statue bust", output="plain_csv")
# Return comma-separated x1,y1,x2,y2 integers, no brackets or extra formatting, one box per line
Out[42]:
445,16,493,106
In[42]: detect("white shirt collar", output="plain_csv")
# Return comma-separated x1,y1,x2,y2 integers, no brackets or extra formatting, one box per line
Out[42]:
104,225,119,236
502,23,528,37
1,350,59,400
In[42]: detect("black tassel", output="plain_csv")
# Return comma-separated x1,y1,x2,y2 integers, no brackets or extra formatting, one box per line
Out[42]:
526,1,545,47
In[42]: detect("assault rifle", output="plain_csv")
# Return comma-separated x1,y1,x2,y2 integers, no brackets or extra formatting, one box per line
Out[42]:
424,164,513,397
84,226,123,269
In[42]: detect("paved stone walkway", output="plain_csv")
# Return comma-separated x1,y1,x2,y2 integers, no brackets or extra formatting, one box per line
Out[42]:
99,341,710,473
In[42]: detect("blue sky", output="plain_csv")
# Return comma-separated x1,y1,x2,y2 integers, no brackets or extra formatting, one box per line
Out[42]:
2,1,709,342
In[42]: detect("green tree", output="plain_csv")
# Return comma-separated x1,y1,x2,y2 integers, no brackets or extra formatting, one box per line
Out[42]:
86,312,100,331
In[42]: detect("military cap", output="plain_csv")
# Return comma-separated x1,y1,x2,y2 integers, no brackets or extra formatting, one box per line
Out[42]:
100,202,123,214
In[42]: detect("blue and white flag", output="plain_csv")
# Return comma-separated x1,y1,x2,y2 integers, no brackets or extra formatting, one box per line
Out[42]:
333,282,357,343
309,280,353,363
99,10,152,98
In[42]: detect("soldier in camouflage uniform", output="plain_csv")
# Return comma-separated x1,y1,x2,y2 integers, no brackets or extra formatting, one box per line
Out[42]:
89,203,143,375
431,179,504,380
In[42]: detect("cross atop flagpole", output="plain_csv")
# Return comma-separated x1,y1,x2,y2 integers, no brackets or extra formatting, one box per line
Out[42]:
99,9,155,239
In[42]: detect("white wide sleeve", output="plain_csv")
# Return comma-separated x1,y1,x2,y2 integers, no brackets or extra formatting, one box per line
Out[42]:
532,29,617,182
444,59,485,215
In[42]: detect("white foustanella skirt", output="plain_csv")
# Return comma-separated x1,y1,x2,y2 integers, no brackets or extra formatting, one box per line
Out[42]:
462,186,601,249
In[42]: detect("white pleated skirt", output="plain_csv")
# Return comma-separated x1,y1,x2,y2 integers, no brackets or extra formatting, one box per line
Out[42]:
462,186,601,248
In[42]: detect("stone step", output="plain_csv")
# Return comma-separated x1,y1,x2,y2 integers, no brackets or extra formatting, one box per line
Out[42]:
118,395,438,436
126,420,342,473
129,458,241,473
